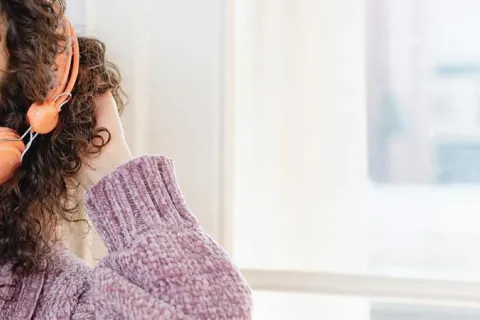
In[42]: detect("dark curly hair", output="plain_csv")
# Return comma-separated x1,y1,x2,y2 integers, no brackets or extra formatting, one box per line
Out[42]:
0,0,125,275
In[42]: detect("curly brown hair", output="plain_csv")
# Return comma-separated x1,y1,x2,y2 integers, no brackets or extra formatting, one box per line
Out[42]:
0,0,125,275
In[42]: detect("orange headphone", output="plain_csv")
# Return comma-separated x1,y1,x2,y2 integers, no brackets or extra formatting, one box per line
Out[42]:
0,16,80,184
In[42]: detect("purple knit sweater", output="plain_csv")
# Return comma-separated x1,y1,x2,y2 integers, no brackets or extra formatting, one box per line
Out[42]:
0,156,252,319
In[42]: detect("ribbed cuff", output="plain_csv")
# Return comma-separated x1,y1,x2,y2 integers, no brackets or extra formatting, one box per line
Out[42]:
84,156,199,253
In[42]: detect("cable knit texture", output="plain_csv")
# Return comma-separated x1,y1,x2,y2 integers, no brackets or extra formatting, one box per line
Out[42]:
0,156,252,319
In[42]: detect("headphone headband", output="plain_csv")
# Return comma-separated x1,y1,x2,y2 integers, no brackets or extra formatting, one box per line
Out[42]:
0,16,80,184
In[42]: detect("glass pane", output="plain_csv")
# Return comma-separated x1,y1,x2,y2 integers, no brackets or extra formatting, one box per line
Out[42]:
367,0,480,184
253,291,480,320
232,0,480,281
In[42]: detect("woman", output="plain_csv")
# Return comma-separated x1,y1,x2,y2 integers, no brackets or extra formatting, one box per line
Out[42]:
0,1,252,319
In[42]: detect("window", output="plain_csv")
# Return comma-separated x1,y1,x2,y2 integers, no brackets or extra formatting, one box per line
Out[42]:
368,0,480,184
228,0,480,318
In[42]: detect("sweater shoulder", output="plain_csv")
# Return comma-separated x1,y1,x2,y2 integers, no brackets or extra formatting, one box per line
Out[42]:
34,247,93,318
43,247,92,287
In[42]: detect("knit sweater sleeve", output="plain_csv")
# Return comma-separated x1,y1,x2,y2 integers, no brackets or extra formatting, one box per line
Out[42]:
72,156,252,319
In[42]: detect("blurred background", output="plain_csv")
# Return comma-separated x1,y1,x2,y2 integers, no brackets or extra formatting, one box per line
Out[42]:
66,0,480,319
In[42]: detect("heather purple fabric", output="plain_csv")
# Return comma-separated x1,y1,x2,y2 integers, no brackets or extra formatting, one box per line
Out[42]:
0,156,252,319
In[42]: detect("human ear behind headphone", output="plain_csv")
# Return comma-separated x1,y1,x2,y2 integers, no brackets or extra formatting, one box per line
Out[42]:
0,16,80,184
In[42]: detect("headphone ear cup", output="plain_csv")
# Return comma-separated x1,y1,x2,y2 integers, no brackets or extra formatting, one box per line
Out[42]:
27,101,59,134
0,130,26,184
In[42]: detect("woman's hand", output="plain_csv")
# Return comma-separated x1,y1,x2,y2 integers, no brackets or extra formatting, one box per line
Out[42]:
77,92,133,190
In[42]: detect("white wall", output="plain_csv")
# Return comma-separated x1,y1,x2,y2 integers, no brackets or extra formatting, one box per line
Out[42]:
66,0,86,33
85,0,226,240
